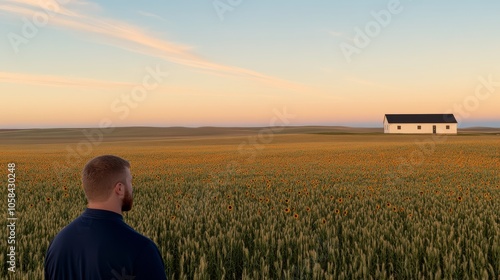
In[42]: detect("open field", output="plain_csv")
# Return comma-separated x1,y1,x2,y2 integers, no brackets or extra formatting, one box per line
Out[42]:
0,126,499,144
1,127,499,279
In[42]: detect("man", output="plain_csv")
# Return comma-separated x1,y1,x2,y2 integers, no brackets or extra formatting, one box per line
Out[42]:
45,155,167,279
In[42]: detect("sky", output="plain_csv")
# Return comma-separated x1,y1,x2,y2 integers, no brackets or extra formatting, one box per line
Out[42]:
1,0,499,129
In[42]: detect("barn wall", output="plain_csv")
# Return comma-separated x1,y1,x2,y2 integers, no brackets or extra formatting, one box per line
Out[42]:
451,124,458,134
383,121,457,134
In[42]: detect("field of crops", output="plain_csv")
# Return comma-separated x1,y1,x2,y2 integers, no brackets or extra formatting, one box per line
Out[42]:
1,131,499,279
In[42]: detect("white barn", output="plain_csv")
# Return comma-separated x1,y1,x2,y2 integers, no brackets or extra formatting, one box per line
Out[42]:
384,114,457,134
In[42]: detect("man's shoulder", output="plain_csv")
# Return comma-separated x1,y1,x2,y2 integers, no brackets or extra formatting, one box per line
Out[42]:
103,218,161,255
128,229,161,255
117,221,157,246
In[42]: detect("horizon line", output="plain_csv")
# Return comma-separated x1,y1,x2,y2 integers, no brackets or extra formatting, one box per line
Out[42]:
1,124,500,130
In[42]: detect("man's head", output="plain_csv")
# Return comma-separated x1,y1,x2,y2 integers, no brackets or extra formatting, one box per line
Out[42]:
82,155,133,212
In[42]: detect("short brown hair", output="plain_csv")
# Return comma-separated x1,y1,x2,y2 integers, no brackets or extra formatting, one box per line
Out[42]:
82,155,130,202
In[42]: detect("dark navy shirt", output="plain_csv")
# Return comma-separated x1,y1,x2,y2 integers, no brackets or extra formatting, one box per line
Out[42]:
44,208,167,280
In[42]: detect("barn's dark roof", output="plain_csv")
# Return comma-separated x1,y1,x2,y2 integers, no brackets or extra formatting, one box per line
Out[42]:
385,114,457,124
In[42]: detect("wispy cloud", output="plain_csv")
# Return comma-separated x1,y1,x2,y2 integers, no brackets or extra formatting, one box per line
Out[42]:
0,71,134,89
137,10,167,22
1,0,79,17
0,0,307,92
328,31,343,37
0,71,300,101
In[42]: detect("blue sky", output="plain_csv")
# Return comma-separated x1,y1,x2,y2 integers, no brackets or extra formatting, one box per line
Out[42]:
1,0,499,128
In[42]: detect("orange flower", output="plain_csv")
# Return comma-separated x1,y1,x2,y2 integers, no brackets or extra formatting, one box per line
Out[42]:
284,208,290,213
338,198,343,203
294,213,299,219
228,205,233,211
335,209,340,214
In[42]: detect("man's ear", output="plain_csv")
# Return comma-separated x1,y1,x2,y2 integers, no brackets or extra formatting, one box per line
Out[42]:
113,182,125,197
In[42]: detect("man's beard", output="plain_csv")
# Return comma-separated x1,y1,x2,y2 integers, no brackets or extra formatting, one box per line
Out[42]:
122,187,133,212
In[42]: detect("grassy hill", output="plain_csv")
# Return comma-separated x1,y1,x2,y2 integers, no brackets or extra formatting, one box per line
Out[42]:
0,126,498,145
